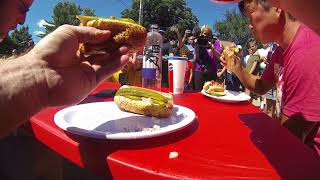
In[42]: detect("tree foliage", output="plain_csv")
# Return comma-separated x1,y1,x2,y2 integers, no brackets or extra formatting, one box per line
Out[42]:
121,0,198,32
214,9,252,50
0,37,16,57
39,1,96,38
11,26,33,48
83,7,96,16
0,26,33,57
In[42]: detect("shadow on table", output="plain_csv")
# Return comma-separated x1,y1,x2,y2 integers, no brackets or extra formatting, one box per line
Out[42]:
239,113,320,180
203,95,252,107
65,116,199,178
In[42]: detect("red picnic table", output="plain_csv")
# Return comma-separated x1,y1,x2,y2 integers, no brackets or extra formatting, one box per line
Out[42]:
30,82,320,179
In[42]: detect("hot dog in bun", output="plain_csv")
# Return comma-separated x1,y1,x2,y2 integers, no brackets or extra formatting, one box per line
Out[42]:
203,81,226,96
222,46,240,62
77,16,147,54
114,86,174,118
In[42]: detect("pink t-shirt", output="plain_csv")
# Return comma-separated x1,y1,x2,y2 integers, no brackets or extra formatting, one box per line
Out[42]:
263,24,320,154
263,24,320,121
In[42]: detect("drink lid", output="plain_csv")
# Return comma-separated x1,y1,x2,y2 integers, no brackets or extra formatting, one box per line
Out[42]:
150,24,159,29
167,56,188,61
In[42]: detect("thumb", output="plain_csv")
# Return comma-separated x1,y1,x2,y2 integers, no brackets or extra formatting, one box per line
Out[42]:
67,25,111,44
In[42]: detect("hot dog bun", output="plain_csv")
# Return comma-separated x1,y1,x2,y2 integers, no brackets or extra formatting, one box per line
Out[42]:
114,86,174,118
77,16,147,54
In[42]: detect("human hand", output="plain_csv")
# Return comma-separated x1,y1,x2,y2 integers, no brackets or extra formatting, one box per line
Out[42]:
220,53,242,74
185,29,191,35
208,41,215,50
262,56,268,62
170,25,178,32
29,25,129,106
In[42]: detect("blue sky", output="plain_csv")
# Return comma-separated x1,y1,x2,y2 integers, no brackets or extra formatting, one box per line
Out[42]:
24,0,238,42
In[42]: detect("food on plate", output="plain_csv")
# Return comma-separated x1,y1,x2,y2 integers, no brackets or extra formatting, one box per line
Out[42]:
77,16,147,54
142,125,161,132
114,85,174,118
203,81,226,96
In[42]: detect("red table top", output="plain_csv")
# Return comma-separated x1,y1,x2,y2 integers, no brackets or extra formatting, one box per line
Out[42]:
30,82,320,179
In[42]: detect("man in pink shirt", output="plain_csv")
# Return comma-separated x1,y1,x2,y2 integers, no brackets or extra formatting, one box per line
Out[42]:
221,0,320,154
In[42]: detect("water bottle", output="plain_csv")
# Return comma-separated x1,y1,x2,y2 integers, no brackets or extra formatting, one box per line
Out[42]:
142,24,163,90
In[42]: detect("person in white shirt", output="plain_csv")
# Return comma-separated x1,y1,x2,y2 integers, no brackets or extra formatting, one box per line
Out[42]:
257,43,271,72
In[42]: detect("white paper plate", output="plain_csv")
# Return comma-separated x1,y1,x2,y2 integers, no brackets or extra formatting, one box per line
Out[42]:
201,90,251,103
54,102,195,139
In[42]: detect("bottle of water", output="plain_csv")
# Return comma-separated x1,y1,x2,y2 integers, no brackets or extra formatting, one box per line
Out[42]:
142,24,163,90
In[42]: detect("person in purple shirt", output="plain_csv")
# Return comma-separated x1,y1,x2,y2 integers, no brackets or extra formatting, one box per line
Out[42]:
194,26,222,91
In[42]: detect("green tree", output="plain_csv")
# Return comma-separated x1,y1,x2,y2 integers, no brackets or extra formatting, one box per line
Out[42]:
39,1,96,38
0,37,17,57
214,9,252,50
0,26,33,57
10,26,33,53
121,0,198,32
83,7,96,16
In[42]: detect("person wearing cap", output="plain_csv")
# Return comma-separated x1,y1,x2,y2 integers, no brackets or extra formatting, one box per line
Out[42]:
194,25,222,91
221,0,320,154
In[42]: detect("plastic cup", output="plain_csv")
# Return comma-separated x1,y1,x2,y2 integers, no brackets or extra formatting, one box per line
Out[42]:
168,56,188,94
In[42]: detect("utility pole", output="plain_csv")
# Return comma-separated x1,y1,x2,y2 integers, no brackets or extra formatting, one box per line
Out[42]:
139,0,143,25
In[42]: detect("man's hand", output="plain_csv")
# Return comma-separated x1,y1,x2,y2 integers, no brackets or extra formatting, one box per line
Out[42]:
184,29,191,36
170,25,178,32
29,25,129,106
208,41,215,50
220,54,242,75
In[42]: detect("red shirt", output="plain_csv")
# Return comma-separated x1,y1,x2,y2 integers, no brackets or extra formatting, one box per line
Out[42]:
185,61,194,82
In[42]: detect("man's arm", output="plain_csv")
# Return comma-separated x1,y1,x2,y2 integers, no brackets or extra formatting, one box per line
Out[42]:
0,55,47,137
267,0,320,35
175,29,184,49
209,41,221,60
221,55,274,95
0,25,129,138
182,32,187,45
234,65,274,95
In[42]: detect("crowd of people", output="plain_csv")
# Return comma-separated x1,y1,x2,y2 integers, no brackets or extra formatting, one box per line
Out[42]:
0,0,320,179
113,23,279,119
